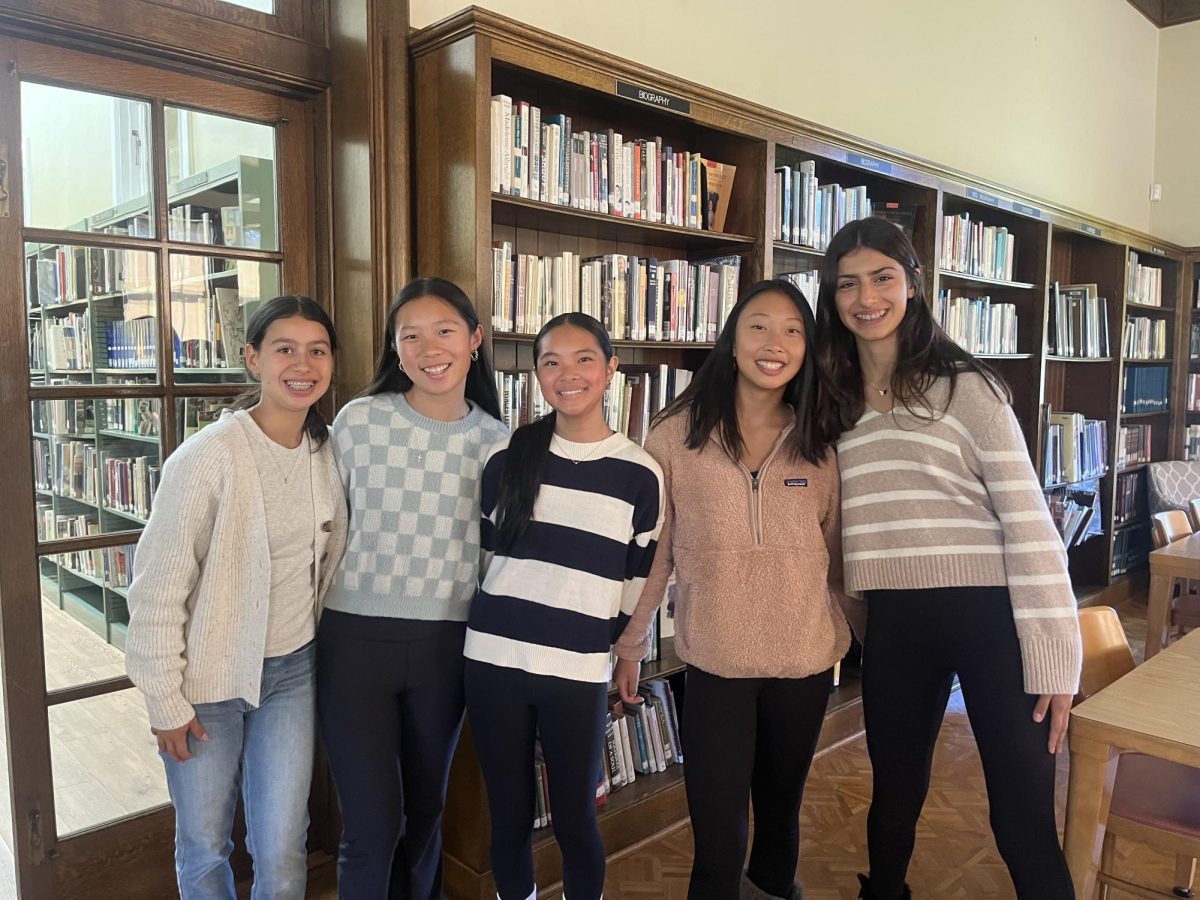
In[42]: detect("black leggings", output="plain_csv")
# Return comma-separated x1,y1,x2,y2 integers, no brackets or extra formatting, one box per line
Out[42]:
862,587,1074,900
316,610,467,900
464,660,608,900
682,665,833,900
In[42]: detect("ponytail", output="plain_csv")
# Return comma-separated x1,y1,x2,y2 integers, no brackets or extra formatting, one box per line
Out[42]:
493,412,557,552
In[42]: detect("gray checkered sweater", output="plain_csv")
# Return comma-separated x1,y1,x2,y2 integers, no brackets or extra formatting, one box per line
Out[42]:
324,392,509,620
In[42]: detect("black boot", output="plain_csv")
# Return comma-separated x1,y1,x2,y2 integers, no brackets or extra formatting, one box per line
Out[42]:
741,871,803,899
856,873,911,900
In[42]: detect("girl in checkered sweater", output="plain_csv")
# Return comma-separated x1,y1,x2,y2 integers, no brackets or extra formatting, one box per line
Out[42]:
316,277,507,899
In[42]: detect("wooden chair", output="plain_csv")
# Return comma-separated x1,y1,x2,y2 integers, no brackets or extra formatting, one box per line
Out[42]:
1076,607,1199,899
1150,511,1200,645
1190,499,1200,532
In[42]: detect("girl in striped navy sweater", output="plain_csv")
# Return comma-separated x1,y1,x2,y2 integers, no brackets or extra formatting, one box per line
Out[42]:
464,313,665,900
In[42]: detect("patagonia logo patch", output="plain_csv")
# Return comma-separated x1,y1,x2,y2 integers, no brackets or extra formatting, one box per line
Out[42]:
784,478,808,487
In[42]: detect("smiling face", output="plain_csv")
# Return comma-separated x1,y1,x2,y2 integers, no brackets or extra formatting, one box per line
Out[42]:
394,294,483,404
732,289,807,392
535,322,617,424
833,246,916,349
244,314,334,415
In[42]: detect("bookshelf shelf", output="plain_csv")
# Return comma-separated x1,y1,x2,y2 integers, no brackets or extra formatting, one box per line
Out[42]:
95,368,156,376
496,333,714,351
98,429,159,444
1117,463,1149,474
492,194,756,251
1115,517,1150,531
101,506,148,527
1126,301,1174,313
1123,358,1172,364
39,299,90,315
977,353,1033,360
1120,411,1170,419
1045,356,1113,363
773,241,824,258
1043,470,1109,491
936,270,1035,290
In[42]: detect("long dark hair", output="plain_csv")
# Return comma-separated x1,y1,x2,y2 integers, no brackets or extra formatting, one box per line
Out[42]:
493,313,614,552
814,216,1008,443
655,279,829,464
236,294,338,449
363,276,502,421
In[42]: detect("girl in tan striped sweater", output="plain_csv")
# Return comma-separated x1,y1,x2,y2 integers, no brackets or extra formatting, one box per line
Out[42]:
814,217,1080,900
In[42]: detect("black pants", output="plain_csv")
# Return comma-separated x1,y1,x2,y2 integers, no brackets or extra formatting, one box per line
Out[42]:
464,660,608,900
862,587,1074,900
315,610,467,900
683,665,833,900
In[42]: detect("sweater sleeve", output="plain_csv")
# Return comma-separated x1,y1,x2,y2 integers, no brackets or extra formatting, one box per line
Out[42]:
124,442,224,730
478,443,506,582
822,455,865,641
614,431,672,662
977,400,1082,695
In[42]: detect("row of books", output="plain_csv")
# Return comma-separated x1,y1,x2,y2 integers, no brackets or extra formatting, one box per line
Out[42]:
940,213,1016,282
1191,322,1200,359
1045,485,1100,548
179,397,234,441
1049,283,1110,358
1114,470,1144,526
1127,252,1164,307
1122,315,1168,361
489,94,734,232
1187,375,1200,412
1120,365,1170,414
1042,411,1107,487
103,454,160,521
34,398,93,436
491,243,741,342
106,317,157,370
28,320,44,371
33,438,51,492
27,246,155,309
37,509,98,564
771,161,871,251
778,270,820,311
43,313,93,372
1111,523,1150,576
1116,424,1152,469
600,679,682,802
932,291,1018,356
168,203,247,247
105,397,161,438
1185,425,1200,462
605,368,694,446
53,441,98,504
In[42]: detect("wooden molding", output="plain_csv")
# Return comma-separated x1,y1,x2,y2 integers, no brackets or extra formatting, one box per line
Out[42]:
0,0,331,94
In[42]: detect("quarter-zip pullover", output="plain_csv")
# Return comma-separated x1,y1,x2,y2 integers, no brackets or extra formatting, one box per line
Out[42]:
615,410,853,678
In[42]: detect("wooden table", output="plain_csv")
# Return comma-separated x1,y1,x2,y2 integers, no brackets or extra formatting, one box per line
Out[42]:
1146,531,1200,659
1064,629,1200,897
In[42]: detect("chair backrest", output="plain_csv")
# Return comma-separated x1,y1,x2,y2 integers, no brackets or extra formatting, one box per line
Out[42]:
1146,461,1200,516
1190,498,1200,532
1076,607,1136,703
1152,509,1193,550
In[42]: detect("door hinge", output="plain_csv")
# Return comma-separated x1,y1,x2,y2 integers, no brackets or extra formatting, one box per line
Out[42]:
0,141,10,218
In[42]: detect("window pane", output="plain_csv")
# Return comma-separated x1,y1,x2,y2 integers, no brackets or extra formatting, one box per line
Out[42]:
170,255,279,383
26,242,159,387
49,689,169,836
21,83,153,237
34,398,163,536
176,396,239,442
221,0,273,10
165,107,277,251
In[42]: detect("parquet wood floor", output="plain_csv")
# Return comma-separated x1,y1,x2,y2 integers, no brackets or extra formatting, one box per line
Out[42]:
308,597,1181,899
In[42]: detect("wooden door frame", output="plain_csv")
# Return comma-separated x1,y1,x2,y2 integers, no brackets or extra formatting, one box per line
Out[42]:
0,37,319,898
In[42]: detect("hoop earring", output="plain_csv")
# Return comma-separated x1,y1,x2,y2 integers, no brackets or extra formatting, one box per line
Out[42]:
470,349,480,361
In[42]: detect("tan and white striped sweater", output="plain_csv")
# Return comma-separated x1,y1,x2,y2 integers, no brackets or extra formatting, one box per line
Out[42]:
837,373,1081,695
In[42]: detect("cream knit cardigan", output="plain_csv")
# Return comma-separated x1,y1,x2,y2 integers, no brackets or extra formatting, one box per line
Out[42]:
125,411,347,730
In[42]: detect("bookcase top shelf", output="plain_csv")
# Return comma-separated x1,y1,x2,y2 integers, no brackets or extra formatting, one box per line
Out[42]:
491,194,756,249
936,270,1037,290
495,333,715,351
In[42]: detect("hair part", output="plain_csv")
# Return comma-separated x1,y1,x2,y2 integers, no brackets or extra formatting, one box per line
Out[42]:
235,294,338,449
363,276,503,422
813,216,1009,444
654,279,830,465
493,312,612,552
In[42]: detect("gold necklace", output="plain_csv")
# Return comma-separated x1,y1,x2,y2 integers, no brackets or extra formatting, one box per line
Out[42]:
553,433,611,465
866,383,889,397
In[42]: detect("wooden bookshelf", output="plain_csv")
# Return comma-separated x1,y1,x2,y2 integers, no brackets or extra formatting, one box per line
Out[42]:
410,8,1190,895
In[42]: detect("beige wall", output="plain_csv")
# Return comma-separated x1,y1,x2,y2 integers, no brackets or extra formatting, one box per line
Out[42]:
412,0,1161,235
1151,20,1200,247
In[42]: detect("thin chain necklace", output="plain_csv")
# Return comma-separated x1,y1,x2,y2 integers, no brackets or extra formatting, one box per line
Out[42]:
553,432,611,465
267,433,307,483
867,383,890,397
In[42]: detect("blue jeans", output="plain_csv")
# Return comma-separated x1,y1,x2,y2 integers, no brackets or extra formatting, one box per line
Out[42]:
161,641,316,900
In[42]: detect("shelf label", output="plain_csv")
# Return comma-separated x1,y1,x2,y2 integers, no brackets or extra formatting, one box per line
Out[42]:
1151,246,1166,256
846,152,892,175
1012,201,1041,219
176,171,210,193
92,206,117,224
966,187,999,207
1079,223,1102,237
615,81,691,115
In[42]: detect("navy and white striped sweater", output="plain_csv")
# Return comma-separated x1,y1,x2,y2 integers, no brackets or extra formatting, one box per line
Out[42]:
464,431,665,683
